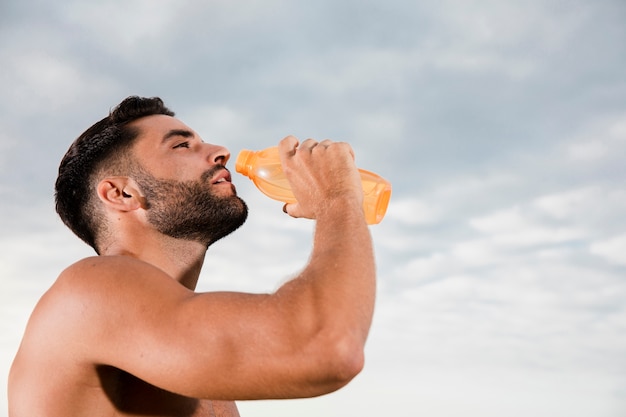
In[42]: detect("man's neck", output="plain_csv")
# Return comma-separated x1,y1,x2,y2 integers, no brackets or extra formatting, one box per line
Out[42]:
101,231,207,290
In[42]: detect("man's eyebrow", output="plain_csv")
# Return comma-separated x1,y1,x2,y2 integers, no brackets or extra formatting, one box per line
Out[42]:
162,129,194,143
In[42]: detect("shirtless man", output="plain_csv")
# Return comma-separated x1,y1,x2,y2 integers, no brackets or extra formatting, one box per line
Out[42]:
8,96,376,416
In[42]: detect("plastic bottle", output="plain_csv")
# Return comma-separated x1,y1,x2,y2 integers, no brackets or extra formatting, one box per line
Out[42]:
235,146,392,225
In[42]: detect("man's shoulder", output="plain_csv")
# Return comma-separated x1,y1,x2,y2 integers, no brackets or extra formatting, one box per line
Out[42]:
11,256,178,412
15,258,144,364
38,256,172,322
24,256,176,352
61,255,163,277
56,255,168,290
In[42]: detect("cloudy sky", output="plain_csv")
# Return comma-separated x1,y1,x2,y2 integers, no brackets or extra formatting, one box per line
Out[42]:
1,0,626,416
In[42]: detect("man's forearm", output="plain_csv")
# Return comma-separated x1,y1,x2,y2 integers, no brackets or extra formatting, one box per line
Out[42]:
310,198,376,341
277,198,376,347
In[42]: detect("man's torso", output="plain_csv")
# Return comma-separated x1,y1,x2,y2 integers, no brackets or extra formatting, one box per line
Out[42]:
8,262,241,417
9,353,240,417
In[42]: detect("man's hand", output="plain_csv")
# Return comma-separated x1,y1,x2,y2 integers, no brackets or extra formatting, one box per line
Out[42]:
277,135,364,221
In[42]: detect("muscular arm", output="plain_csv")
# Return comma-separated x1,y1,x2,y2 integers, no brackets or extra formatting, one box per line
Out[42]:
273,137,376,374
40,136,376,401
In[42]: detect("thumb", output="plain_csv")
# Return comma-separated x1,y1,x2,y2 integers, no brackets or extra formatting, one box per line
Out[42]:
282,202,302,219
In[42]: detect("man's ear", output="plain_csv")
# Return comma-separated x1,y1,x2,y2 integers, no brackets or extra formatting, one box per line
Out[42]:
96,177,146,211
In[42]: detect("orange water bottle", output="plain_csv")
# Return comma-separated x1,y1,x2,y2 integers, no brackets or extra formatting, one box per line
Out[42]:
235,146,392,225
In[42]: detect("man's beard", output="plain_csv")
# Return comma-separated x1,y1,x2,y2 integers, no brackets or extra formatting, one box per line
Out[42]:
135,166,248,247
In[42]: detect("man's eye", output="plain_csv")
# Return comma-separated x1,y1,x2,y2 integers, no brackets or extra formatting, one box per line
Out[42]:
173,142,190,149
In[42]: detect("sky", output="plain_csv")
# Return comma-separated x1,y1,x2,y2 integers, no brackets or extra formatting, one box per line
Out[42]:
1,0,625,416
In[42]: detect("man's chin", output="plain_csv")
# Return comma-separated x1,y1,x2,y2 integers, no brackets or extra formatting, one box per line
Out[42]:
204,197,248,247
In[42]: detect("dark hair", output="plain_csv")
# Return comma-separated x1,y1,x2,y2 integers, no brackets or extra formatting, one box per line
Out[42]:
55,96,174,251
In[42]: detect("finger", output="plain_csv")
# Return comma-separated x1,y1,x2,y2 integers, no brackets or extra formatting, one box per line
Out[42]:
342,142,356,160
298,138,319,152
282,202,301,218
279,135,300,156
326,140,355,160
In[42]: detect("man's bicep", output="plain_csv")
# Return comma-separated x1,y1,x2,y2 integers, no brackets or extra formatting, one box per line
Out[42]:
119,291,287,399
66,259,295,399
112,292,316,400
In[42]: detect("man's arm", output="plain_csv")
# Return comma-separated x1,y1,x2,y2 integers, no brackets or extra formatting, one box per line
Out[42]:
41,136,375,400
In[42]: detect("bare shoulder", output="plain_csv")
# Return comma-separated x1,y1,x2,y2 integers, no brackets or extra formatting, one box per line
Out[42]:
8,256,214,416
21,256,189,359
57,255,173,286
11,256,189,382
51,255,188,307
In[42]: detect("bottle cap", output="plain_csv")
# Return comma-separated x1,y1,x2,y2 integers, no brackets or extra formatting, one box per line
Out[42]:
373,184,392,224
235,150,252,176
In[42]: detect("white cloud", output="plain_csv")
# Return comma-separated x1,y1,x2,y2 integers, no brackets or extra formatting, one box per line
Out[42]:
469,206,586,247
62,0,180,52
184,105,256,146
451,238,503,267
0,49,121,116
433,173,522,204
386,197,440,225
531,186,626,241
0,132,17,172
470,206,528,234
567,140,609,161
533,187,599,219
495,226,586,246
240,366,626,417
590,234,626,265
609,118,626,140
395,252,448,281
420,0,588,80
351,111,406,146
565,115,626,162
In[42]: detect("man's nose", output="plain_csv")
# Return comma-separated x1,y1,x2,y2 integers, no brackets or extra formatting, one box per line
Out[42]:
205,144,230,166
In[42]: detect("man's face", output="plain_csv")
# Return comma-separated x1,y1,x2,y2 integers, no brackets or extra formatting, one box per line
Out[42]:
129,115,248,246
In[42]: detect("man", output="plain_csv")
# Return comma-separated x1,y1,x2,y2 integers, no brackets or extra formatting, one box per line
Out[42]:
8,96,376,416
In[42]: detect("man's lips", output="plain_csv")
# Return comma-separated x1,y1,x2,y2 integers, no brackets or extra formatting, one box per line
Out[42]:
210,169,232,185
